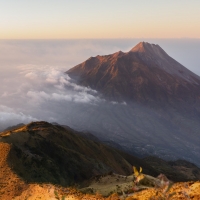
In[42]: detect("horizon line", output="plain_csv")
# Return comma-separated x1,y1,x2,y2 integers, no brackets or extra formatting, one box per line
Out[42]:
1,37,200,40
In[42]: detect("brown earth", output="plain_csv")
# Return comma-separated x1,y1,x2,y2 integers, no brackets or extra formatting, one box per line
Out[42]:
8,179,200,200
0,143,27,199
126,181,200,200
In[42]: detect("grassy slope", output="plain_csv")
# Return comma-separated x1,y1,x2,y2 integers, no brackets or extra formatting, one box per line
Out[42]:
1,121,200,199
0,121,134,186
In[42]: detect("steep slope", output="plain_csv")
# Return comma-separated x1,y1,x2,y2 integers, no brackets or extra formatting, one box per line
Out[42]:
67,42,200,105
0,143,27,199
65,42,200,166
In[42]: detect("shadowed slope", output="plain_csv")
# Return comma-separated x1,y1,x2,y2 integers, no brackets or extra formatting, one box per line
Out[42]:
0,121,158,186
0,122,130,185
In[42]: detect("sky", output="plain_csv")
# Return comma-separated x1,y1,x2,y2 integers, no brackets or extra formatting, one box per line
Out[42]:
0,0,200,39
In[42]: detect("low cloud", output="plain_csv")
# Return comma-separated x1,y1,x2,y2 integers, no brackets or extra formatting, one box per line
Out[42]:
21,65,101,105
0,64,104,130
0,105,37,131
26,90,100,104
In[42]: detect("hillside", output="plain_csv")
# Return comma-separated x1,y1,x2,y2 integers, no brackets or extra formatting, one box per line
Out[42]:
0,143,27,199
0,121,154,198
0,121,133,185
0,121,200,199
143,156,200,181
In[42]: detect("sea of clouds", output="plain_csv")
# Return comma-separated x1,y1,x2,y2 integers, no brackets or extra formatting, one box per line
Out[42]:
0,39,200,130
0,64,106,130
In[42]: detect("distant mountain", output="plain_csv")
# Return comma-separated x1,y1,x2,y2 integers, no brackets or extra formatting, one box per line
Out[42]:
3,123,25,132
66,42,200,166
144,156,200,181
67,42,200,105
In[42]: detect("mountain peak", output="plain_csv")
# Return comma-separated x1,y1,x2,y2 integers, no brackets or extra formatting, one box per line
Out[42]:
130,42,162,54
130,41,147,52
67,41,200,102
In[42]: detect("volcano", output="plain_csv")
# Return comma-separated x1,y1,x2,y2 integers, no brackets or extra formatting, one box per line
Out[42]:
67,42,200,105
66,42,200,166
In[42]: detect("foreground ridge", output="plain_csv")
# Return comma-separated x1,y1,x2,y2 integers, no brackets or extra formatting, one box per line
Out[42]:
0,121,200,199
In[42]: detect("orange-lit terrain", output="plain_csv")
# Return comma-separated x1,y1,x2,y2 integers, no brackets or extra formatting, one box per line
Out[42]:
0,122,200,199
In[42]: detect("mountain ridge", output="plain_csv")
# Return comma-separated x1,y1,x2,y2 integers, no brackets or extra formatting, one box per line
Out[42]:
0,121,155,184
1,121,200,199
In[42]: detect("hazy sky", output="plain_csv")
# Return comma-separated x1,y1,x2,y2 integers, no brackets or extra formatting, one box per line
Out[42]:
1,0,200,39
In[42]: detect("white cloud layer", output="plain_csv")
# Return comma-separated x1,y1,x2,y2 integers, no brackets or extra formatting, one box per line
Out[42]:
0,105,37,130
0,64,104,130
20,65,101,104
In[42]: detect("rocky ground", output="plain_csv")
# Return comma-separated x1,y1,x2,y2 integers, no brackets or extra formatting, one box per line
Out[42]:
9,181,200,200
